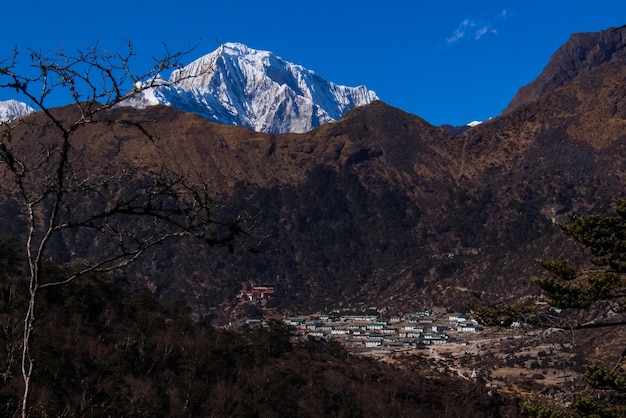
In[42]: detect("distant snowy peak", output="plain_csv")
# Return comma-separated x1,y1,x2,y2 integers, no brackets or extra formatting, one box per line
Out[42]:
0,100,34,122
122,42,378,133
467,120,482,127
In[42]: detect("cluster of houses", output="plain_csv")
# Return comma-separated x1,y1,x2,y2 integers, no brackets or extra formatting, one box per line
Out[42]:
284,309,483,350
233,284,485,351
237,283,275,301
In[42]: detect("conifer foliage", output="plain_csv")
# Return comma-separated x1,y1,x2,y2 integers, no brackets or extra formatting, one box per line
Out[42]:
477,200,626,417
535,199,626,312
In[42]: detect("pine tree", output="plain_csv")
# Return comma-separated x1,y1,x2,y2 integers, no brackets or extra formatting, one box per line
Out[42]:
475,199,626,417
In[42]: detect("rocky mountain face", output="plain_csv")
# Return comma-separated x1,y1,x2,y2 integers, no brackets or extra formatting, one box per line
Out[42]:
0,27,625,323
506,25,626,111
120,42,378,133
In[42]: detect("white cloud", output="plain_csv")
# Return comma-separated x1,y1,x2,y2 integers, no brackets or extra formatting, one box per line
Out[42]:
446,30,466,45
447,18,498,45
474,26,489,40
446,19,475,45
474,26,498,40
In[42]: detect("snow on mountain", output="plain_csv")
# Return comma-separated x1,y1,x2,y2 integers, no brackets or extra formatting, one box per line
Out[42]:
467,120,482,127
0,100,34,122
121,43,378,133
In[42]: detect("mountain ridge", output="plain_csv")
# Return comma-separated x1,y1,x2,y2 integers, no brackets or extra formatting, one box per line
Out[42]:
120,42,378,133
0,26,625,320
506,25,626,112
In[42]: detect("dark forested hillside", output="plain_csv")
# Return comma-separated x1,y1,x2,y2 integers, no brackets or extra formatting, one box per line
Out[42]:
0,247,520,417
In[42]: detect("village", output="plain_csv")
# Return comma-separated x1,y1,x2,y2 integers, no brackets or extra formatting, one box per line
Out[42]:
236,282,484,353
283,307,483,351
232,282,590,395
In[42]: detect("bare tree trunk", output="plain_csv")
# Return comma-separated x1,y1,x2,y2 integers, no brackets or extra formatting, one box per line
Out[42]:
20,290,35,418
21,203,39,418
0,41,260,417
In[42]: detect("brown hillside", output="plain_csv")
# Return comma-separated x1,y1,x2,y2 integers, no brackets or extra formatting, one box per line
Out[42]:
446,60,626,185
1,26,626,321
506,25,626,111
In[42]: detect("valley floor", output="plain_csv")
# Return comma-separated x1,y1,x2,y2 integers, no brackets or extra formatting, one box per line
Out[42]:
277,307,608,409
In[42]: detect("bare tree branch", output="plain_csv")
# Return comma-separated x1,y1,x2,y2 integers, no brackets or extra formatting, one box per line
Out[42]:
0,40,258,417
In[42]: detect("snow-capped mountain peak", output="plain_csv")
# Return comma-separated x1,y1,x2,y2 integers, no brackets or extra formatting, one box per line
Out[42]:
121,43,378,133
0,100,34,122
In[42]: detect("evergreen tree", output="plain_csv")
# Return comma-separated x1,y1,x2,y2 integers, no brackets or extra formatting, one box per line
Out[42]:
475,199,626,417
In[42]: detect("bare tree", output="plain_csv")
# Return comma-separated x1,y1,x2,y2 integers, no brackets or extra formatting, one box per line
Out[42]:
0,42,254,417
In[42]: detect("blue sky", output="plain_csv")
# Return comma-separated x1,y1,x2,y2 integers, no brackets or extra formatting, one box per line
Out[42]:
2,1,625,126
